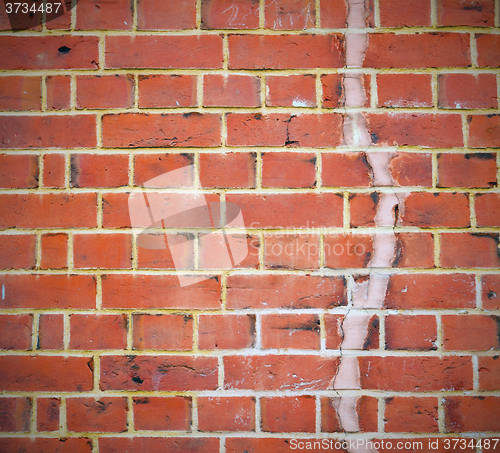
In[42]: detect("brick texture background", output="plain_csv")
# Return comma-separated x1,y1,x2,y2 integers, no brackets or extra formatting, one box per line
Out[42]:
0,0,499,451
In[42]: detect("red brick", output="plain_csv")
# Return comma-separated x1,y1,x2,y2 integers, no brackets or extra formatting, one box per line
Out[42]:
321,396,378,433
441,233,500,268
0,438,92,453
106,35,223,69
399,192,470,228
0,356,93,391
38,314,64,350
100,438,219,453
324,234,373,268
45,0,72,30
0,274,96,309
476,34,500,67
0,315,32,350
198,314,255,350
227,274,346,309
227,113,343,147
137,233,194,270
103,113,221,148
389,152,432,186
364,33,470,68
198,397,255,432
322,74,371,108
325,314,379,350
201,0,259,29
226,193,343,228
438,153,497,188
199,233,260,269
265,233,319,269
46,76,71,110
37,398,60,432
70,314,127,350
42,153,66,188
41,233,68,269
439,73,497,109
100,355,218,391
445,396,500,432
476,193,500,227
479,356,500,390
76,0,133,30
0,76,41,110
266,74,316,107
265,0,315,29
385,315,437,351
138,0,196,29
74,233,132,269
443,315,499,350
138,75,197,108
0,36,99,70
0,115,96,149
367,113,463,148
395,232,435,268
359,356,472,391
71,154,128,188
349,193,378,227
468,114,500,148
319,0,347,27
322,152,371,187
262,152,316,188
0,154,38,188
385,274,476,309
0,234,36,269
200,152,256,188
483,274,500,309
133,397,191,431
77,75,134,109
228,34,344,69
377,74,433,108
225,355,338,390
204,74,260,107
385,397,438,433
438,0,494,26
135,153,193,187
67,397,127,432
133,314,193,350
262,314,320,350
0,398,31,432
261,396,315,432
102,274,221,309
380,0,431,26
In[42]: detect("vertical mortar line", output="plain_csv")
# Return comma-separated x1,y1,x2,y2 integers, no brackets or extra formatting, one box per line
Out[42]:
92,352,101,393
462,112,469,149
374,0,380,28
97,192,103,228
134,73,139,109
476,274,482,309
220,272,227,311
197,74,204,109
223,34,229,71
35,231,42,269
96,113,103,148
67,231,74,271
431,73,438,109
126,312,133,350
191,394,199,432
497,150,500,190
127,395,134,431
316,72,322,108
131,233,138,269
31,393,36,433
431,151,438,188
255,395,262,433
220,436,226,453
71,0,77,30
218,355,224,392
377,396,385,433
132,0,138,31
469,192,477,229
343,192,350,230
433,232,440,268
435,312,443,351
194,233,200,270
41,76,47,111
315,150,322,189
64,152,70,188
472,354,479,391
315,394,321,433
371,70,377,108
258,230,265,270
38,152,44,190
256,150,263,189
437,394,445,433
98,36,105,73
63,312,70,350
194,148,201,189
255,312,262,349
470,32,478,69
315,0,320,28
31,311,40,351
192,311,199,351
96,273,103,310
319,232,325,268
70,75,76,110
378,310,385,352
259,0,265,28
221,112,227,147
496,0,500,27
260,74,266,107
128,152,134,187
319,309,326,350
59,396,67,433
196,0,201,29
430,0,437,27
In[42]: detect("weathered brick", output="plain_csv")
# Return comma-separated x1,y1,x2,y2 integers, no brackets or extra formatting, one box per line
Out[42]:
37,398,60,432
42,153,66,188
77,75,134,109
445,396,500,432
262,152,316,188
135,153,194,187
99,438,219,453
74,233,132,269
71,153,129,188
439,153,497,189
438,74,497,109
478,356,500,390
201,0,259,29
322,74,371,108
133,314,193,350
266,74,316,107
265,0,316,29
321,396,378,433
204,74,260,107
319,0,347,27
468,114,500,148
262,314,320,349
264,233,320,269
67,397,127,432
0,234,36,269
437,0,494,26
322,152,371,187
476,34,500,67
105,35,223,68
100,355,218,391
385,397,439,433
46,76,71,110
138,75,197,108
482,274,500,309
41,233,68,269
440,233,500,268
0,76,41,110
261,396,315,432
198,314,255,350
76,0,133,29
200,152,256,188
0,315,32,350
389,152,433,186
226,274,346,309
38,314,64,350
0,438,92,453
379,0,431,26
377,74,433,108
324,233,373,268
70,314,128,350
133,397,191,431
102,113,221,148
0,398,31,432
476,193,500,227
325,314,379,349
385,315,437,351
138,0,196,29
442,315,500,350
198,397,255,432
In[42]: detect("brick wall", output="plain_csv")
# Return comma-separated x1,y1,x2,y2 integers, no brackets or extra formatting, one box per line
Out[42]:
0,0,499,451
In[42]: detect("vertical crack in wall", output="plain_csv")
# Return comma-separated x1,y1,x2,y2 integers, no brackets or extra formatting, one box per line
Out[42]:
327,0,405,449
